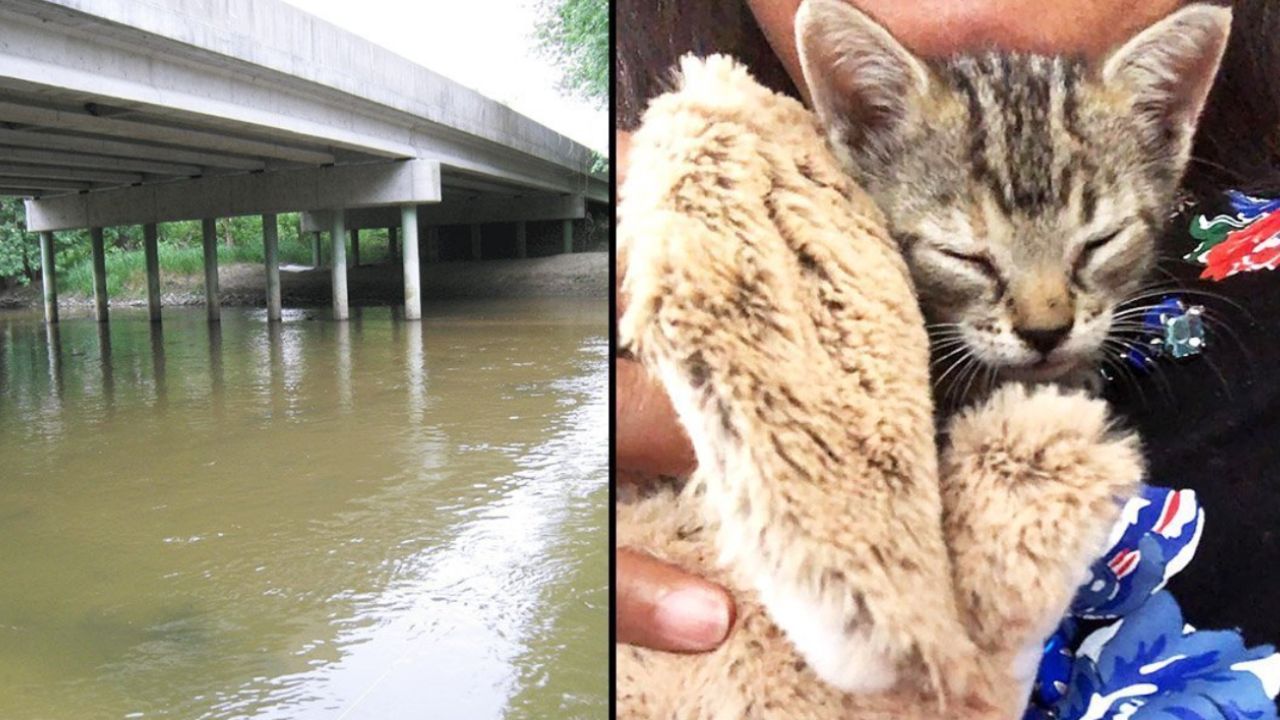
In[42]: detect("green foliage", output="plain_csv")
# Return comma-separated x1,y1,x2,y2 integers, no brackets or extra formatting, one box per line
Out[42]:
0,206,388,298
534,0,607,108
55,235,316,297
0,198,35,285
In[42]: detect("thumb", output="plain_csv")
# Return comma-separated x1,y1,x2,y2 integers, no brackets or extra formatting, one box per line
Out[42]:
616,547,734,652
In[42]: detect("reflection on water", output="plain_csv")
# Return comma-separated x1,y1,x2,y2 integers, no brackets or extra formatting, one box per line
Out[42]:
0,299,607,719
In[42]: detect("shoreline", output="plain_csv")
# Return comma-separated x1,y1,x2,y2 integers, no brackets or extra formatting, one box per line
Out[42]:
0,252,608,310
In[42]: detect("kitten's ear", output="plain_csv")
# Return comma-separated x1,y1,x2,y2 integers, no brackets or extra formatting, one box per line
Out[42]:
795,0,931,155
1100,3,1231,151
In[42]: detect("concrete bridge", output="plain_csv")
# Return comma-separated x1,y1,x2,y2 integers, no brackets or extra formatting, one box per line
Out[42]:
0,0,607,324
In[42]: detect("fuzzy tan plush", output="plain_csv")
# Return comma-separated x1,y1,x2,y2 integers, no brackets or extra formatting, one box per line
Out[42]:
617,55,1145,719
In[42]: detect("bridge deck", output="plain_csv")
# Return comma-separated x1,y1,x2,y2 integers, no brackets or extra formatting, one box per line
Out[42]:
0,0,605,324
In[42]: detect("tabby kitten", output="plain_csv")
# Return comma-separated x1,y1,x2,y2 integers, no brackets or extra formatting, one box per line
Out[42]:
796,0,1230,398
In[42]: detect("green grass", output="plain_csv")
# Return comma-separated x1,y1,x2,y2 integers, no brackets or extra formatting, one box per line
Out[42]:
57,232,392,298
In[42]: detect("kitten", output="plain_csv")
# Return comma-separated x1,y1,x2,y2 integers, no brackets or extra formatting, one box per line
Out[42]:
796,0,1230,401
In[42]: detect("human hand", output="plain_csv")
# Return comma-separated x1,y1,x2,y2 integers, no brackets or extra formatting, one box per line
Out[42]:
616,547,735,651
615,129,697,477
615,129,735,652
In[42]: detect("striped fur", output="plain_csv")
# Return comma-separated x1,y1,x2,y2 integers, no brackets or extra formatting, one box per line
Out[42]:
797,0,1230,395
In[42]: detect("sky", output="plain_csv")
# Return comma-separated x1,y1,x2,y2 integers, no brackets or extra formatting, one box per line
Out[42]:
281,0,607,154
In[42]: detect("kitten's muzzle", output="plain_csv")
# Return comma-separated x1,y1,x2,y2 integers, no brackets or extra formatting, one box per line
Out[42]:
1015,324,1072,356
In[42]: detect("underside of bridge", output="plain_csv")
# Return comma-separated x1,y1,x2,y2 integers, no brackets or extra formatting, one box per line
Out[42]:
0,0,607,324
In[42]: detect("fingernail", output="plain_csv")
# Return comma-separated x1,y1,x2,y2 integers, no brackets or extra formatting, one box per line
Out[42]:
655,586,730,650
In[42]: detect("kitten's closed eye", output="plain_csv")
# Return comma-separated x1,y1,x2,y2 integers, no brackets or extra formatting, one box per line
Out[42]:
938,249,1006,296
939,249,999,278
1072,230,1122,282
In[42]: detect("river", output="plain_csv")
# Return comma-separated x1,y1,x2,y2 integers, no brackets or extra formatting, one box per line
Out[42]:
0,299,607,719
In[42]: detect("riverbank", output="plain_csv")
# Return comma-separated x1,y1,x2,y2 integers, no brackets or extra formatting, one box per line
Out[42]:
0,251,607,310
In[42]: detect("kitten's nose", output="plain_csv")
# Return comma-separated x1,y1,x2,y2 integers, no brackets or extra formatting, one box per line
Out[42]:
1016,325,1072,355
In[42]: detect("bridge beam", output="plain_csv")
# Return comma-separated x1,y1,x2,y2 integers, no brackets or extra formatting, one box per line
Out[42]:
22,159,442,232
300,194,584,232
0,162,140,185
0,177,92,192
0,127,264,171
0,146,201,177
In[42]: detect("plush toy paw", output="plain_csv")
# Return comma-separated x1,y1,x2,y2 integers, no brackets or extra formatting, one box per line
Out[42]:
939,383,1144,681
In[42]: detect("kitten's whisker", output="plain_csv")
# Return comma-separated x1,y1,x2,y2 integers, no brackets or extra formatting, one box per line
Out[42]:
1162,288,1254,321
1104,336,1175,403
1199,351,1233,402
929,339,968,353
1115,293,1180,309
930,343,971,367
1186,154,1247,181
1098,352,1148,408
1105,327,1155,338
1118,285,1253,321
934,352,973,393
1115,359,1150,409
938,354,979,411
1151,265,1183,285
959,357,986,405
1110,306,1166,321
949,357,981,410
1195,310,1257,374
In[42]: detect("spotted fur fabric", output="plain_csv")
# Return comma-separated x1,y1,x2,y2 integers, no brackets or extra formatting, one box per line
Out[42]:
617,55,1144,719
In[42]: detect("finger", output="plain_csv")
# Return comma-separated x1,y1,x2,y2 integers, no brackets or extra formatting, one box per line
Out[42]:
616,358,696,477
616,548,734,652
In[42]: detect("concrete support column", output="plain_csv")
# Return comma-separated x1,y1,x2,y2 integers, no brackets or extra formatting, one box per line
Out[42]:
388,226,399,263
470,224,482,261
38,231,57,324
46,322,62,401
401,205,421,320
311,231,323,268
515,221,528,259
330,210,349,321
350,228,360,267
562,219,574,254
202,217,220,322
90,227,108,323
144,223,161,323
263,213,282,323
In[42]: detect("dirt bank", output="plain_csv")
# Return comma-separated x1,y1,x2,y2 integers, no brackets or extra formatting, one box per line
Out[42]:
0,251,608,310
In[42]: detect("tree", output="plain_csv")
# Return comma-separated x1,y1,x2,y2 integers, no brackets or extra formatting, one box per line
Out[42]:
0,198,35,285
534,0,607,109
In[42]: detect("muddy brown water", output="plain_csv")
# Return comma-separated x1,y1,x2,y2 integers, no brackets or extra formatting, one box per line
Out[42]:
0,299,606,719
